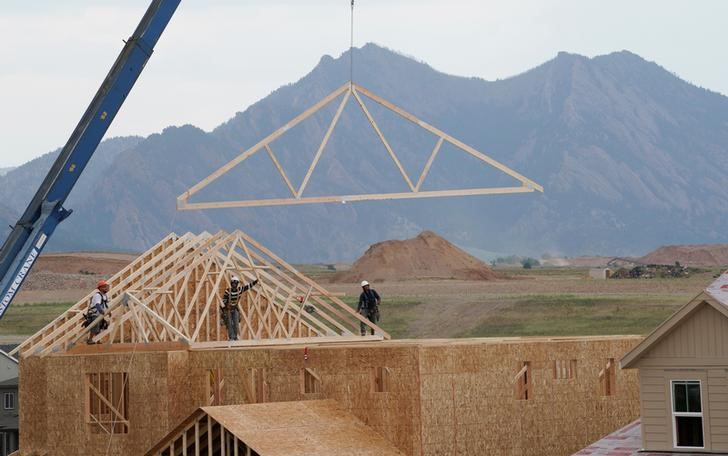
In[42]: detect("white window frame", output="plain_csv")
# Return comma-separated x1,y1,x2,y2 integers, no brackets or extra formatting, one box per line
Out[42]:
3,392,14,410
670,379,705,450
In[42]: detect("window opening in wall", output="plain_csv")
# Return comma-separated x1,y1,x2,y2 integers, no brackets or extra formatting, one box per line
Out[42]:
207,368,225,406
301,368,321,394
86,372,129,434
553,359,577,380
599,358,616,396
371,366,390,393
515,362,532,400
247,367,268,404
3,392,14,410
672,380,704,449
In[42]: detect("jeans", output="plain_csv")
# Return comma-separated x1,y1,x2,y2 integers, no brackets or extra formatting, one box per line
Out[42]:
359,308,376,336
225,308,240,340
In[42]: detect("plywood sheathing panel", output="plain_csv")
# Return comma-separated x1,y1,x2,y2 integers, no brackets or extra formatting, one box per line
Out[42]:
19,336,641,456
197,400,405,456
417,337,642,456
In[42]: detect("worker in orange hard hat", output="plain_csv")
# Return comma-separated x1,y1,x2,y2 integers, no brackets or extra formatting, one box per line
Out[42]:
357,280,381,336
84,279,111,344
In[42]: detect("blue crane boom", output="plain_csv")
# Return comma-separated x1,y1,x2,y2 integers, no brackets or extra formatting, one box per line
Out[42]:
0,0,181,318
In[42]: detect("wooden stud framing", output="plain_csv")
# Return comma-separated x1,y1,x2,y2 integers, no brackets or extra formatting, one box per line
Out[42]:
176,82,543,210
514,361,532,400
15,230,388,358
599,358,616,396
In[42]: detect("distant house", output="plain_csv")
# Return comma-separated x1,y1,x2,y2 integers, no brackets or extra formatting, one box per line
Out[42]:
616,271,728,453
589,268,611,280
0,351,18,456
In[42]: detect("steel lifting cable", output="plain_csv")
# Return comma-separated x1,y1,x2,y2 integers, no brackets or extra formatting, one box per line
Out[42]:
350,0,355,84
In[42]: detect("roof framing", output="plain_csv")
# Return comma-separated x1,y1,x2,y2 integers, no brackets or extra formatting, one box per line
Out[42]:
12,230,387,358
177,82,543,210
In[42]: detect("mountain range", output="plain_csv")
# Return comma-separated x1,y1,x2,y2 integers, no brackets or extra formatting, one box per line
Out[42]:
2,43,727,262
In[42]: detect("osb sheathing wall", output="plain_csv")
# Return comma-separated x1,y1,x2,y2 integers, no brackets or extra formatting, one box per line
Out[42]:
417,337,642,456
19,350,196,456
19,337,641,456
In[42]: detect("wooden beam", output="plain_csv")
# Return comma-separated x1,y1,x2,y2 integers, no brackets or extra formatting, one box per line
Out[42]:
354,83,544,192
264,144,297,197
178,83,351,204
179,186,534,209
296,89,351,198
352,87,415,191
416,137,444,192
126,293,191,344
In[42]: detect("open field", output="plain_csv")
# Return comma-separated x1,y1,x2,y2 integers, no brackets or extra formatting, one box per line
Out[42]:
0,302,74,336
1,257,721,340
331,267,720,339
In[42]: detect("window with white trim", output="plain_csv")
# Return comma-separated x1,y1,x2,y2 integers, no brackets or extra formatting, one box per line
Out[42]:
3,392,14,410
672,380,704,449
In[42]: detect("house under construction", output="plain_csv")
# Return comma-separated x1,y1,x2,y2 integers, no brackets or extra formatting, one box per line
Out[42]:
12,230,642,456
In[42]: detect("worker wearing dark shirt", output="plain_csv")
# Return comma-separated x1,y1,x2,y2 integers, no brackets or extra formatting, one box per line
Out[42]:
221,275,258,340
357,280,380,336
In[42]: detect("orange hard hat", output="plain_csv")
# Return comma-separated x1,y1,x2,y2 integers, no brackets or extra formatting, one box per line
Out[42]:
97,279,109,289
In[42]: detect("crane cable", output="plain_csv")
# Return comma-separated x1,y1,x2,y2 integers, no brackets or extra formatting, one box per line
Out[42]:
350,0,355,85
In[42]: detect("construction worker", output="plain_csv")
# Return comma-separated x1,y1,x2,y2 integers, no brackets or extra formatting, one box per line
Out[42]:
357,280,380,336
221,275,259,341
85,279,110,344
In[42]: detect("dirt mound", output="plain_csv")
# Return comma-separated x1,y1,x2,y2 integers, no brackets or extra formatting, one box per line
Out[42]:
639,244,728,267
331,231,501,283
20,252,135,292
35,252,135,275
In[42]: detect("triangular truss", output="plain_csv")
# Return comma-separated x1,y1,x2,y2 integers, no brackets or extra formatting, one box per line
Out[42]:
12,230,387,358
177,82,543,210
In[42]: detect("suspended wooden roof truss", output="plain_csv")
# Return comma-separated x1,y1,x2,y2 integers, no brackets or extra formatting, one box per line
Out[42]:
11,230,387,358
177,82,543,210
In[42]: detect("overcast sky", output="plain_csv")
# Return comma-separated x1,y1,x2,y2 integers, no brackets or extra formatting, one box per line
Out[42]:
1,0,727,167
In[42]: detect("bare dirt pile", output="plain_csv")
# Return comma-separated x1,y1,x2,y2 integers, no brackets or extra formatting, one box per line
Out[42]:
331,231,501,283
22,252,135,291
639,244,728,267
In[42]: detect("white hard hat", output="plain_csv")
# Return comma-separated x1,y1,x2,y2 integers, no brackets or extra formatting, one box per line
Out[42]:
361,280,369,287
231,275,240,282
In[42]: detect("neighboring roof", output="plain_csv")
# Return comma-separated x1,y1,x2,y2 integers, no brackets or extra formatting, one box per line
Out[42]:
0,414,18,431
147,400,404,456
621,270,728,369
573,419,707,456
0,376,18,387
0,349,18,364
706,269,728,305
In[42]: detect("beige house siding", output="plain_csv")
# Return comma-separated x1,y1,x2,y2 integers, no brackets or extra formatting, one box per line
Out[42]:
639,369,669,449
708,368,728,449
637,304,728,367
631,303,728,453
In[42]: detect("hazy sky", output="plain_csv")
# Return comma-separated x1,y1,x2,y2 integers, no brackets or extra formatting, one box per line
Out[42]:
1,0,727,167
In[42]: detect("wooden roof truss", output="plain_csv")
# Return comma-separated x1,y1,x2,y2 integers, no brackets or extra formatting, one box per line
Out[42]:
12,230,387,358
177,82,543,210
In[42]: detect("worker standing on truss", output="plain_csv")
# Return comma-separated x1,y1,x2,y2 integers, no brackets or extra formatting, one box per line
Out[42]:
84,279,110,344
221,275,258,340
357,280,380,336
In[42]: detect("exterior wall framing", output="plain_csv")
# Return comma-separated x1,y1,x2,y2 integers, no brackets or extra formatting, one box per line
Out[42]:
19,336,641,456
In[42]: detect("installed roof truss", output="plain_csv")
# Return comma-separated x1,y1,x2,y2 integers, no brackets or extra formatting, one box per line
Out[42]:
12,230,386,358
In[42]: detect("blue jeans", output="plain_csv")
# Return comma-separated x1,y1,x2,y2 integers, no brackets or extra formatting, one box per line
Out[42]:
225,308,240,340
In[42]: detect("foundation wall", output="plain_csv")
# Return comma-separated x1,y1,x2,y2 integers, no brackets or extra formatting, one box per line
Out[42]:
19,337,641,456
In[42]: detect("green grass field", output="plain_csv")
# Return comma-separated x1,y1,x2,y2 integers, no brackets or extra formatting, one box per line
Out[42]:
459,293,684,337
0,302,73,335
341,296,424,339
